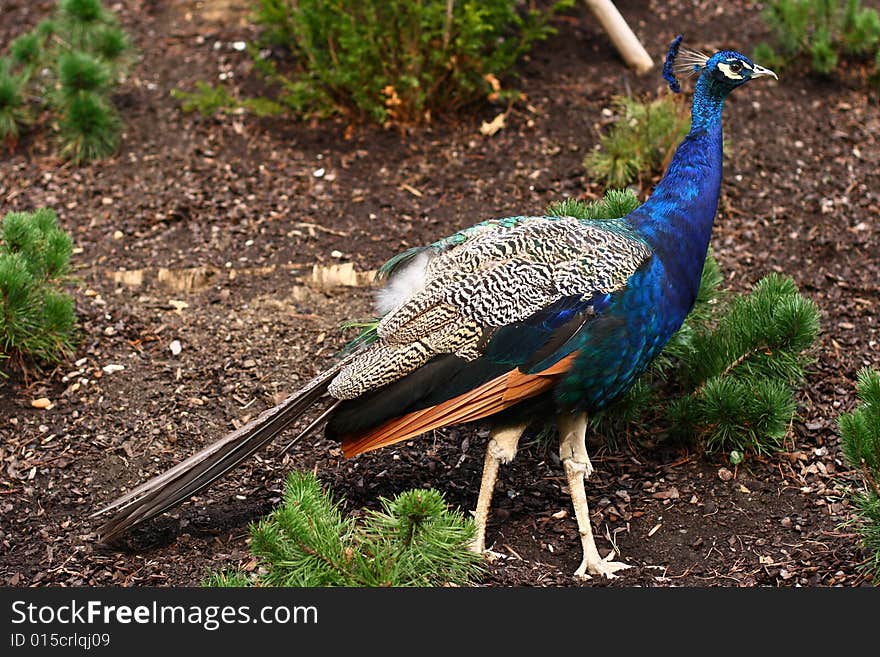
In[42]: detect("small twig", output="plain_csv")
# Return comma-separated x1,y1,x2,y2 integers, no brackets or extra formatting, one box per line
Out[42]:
292,221,349,237
442,0,454,50
295,539,373,587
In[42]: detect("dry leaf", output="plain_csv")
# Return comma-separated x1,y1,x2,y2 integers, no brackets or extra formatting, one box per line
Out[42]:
480,112,506,136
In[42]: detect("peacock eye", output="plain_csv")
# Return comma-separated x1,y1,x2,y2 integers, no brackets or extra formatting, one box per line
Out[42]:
729,61,743,73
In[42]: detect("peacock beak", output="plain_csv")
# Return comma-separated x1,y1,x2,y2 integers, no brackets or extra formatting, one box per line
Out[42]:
751,64,778,80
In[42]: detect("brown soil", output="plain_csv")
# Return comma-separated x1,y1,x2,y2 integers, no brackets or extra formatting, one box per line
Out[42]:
1,0,878,587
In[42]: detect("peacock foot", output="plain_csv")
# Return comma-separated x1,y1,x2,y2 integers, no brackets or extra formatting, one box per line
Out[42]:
574,552,632,580
469,539,505,563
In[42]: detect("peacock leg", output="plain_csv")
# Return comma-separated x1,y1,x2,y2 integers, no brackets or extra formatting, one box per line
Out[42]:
469,424,526,556
557,412,631,579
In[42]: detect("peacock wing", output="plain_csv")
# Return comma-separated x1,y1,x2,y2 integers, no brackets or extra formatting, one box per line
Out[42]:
326,216,653,451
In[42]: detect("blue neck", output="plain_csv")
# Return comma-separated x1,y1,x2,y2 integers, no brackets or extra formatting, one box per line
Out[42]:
626,75,728,309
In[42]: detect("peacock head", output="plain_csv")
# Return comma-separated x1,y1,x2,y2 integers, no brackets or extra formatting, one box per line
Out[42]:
663,35,777,96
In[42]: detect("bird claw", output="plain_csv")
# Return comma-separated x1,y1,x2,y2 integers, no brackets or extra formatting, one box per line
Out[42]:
583,454,594,479
481,548,506,563
468,540,505,563
574,552,632,580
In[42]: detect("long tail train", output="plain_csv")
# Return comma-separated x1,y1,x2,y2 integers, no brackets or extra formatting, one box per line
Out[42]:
91,355,354,542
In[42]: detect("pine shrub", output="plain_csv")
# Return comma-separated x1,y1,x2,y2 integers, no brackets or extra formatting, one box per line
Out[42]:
178,0,573,125
0,65,29,146
755,0,880,77
206,471,484,587
548,191,821,458
10,33,42,70
584,93,691,190
838,367,880,580
57,50,111,97
0,209,77,373
0,0,129,162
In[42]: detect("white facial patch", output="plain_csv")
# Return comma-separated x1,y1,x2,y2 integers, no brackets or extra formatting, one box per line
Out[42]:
717,60,752,80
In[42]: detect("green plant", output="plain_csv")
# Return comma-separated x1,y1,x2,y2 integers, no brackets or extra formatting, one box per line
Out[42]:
206,471,484,587
171,81,287,118
838,367,880,581
0,209,77,373
178,0,573,125
58,92,120,163
10,33,42,70
171,81,237,117
548,191,820,458
57,50,111,97
756,0,880,76
0,0,130,162
584,93,691,190
0,66,29,147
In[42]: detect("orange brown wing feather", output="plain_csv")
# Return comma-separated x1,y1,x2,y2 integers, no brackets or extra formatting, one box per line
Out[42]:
341,352,578,457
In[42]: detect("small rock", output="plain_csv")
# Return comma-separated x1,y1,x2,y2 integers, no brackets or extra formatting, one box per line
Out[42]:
718,467,734,481
31,398,53,410
652,487,680,500
102,364,125,374
113,230,124,240
169,340,182,356
780,516,792,528
243,359,257,368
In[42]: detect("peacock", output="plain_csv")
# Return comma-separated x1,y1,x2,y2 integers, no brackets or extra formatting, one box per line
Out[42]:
93,37,777,579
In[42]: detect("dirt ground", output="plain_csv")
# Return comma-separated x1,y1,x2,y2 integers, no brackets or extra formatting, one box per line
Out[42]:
1,0,878,587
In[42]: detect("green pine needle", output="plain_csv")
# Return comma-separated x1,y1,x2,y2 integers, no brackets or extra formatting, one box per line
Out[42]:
60,0,107,24
0,70,29,142
584,93,690,189
837,367,880,580
58,92,120,162
58,51,111,97
850,492,880,578
839,367,880,475
202,570,255,587
547,188,640,221
36,19,57,39
208,471,484,587
3,0,129,162
92,26,128,62
675,377,796,455
10,33,42,68
1,209,77,371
